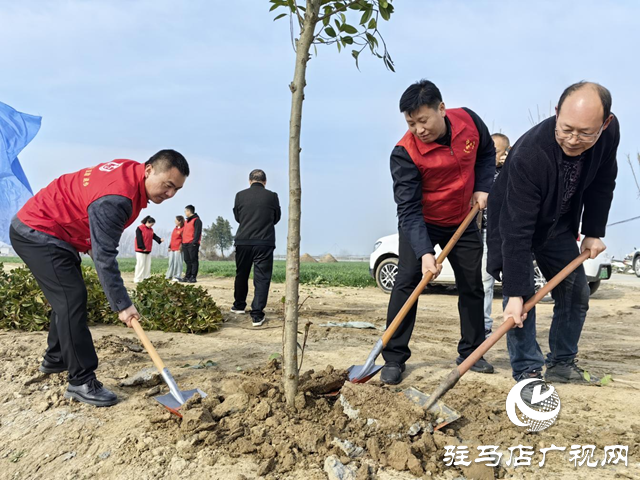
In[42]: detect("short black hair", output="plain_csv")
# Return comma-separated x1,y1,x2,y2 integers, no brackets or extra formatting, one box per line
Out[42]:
146,149,190,177
557,81,612,122
141,215,155,224
249,169,267,183
185,205,195,214
399,79,443,115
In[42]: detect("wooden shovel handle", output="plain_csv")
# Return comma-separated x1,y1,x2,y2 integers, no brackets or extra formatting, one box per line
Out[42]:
456,249,591,375
381,204,482,346
130,318,166,371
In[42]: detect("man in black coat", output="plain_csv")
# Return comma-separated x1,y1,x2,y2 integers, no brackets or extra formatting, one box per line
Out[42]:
487,82,619,386
231,169,281,326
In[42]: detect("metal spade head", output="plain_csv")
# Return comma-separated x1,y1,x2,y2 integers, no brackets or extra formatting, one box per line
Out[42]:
347,363,384,383
403,386,461,431
155,388,208,418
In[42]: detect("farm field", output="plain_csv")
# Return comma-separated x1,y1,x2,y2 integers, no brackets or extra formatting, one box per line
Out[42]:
1,263,639,479
1,257,376,288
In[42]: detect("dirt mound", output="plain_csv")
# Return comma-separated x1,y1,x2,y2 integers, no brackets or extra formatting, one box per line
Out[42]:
319,254,338,263
300,253,317,263
173,359,441,477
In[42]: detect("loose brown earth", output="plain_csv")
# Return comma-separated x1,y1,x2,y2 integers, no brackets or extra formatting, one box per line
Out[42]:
1,266,639,479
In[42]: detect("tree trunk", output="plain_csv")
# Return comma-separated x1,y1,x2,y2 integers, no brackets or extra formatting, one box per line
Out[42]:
283,0,320,406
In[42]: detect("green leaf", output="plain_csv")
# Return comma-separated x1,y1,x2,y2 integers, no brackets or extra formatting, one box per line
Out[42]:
268,353,282,361
342,24,358,34
273,13,287,21
599,374,613,386
325,26,337,37
342,36,353,45
583,370,591,382
380,7,391,21
367,18,377,30
360,9,372,25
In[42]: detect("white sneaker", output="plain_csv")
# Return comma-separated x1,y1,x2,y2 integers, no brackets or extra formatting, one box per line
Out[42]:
230,307,246,314
252,317,266,327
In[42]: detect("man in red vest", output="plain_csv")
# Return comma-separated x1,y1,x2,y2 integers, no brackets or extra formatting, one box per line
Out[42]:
180,204,202,283
381,80,496,385
9,150,189,406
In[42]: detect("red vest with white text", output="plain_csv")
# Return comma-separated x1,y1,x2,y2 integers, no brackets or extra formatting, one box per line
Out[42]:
18,160,148,253
397,108,480,226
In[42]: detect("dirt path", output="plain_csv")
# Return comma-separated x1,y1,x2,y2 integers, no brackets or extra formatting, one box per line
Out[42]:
1,267,639,479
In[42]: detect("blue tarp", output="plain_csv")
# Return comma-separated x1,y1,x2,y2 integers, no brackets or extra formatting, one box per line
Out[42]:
0,101,41,245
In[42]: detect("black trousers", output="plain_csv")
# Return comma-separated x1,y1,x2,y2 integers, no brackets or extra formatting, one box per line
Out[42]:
233,245,275,320
183,243,200,279
9,225,98,386
382,221,485,365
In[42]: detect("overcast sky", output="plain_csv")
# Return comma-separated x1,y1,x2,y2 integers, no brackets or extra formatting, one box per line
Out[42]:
2,0,639,257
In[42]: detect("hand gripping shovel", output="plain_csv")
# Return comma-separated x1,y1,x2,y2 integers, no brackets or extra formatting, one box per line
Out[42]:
418,249,592,414
131,318,207,417
348,204,482,384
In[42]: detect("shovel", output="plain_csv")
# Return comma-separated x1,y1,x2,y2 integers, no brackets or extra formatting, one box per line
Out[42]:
348,204,482,384
131,318,207,417
418,249,592,413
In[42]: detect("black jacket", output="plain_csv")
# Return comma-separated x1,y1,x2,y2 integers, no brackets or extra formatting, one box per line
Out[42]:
487,115,619,297
233,183,281,247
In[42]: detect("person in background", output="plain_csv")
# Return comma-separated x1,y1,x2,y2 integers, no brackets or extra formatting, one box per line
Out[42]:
134,216,163,283
481,133,510,337
181,204,202,283
231,169,281,327
10,150,189,407
166,215,185,281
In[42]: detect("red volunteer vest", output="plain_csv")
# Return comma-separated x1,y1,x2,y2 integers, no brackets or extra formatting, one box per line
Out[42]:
135,224,154,252
169,226,183,251
18,160,148,253
183,217,200,244
397,108,479,226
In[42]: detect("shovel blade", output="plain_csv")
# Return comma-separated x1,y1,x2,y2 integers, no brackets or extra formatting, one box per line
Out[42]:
403,387,460,431
154,388,207,418
347,364,384,383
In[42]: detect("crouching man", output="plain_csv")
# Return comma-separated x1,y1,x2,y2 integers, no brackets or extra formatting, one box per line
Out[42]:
10,150,189,406
487,82,619,386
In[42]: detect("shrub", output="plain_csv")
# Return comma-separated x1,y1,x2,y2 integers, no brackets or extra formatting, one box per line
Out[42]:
1,264,222,334
0,263,51,331
132,276,223,333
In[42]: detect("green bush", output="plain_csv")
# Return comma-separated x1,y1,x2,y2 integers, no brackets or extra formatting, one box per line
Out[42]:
132,276,223,333
1,263,222,334
0,263,51,331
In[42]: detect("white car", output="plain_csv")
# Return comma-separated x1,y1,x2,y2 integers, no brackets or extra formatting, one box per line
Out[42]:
370,233,612,295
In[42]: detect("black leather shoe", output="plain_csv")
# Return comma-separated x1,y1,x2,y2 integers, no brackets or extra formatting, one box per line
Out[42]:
39,359,67,374
380,362,405,385
456,356,494,374
64,379,118,407
187,277,197,283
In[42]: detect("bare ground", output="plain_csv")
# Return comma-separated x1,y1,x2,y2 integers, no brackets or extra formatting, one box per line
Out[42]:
1,266,639,480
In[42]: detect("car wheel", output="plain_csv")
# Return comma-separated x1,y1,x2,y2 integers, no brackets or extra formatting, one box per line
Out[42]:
534,263,553,302
588,280,601,295
376,257,398,294
635,256,640,278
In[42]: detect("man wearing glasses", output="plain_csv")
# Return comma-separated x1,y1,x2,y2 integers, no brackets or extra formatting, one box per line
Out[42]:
487,81,618,387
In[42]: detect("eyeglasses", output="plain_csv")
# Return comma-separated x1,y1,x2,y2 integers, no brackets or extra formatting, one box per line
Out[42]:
555,121,605,143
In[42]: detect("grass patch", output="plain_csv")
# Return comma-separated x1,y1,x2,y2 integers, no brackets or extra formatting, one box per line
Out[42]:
3,256,375,288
